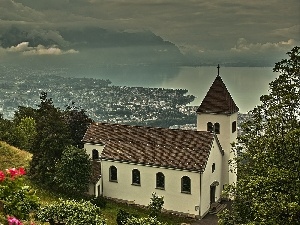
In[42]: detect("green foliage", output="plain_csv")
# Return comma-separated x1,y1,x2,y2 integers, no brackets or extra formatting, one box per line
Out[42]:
148,192,164,217
63,102,94,148
0,168,40,220
125,216,168,225
36,198,106,225
89,195,107,209
15,117,37,151
54,145,91,195
29,92,72,186
219,47,300,224
116,209,133,225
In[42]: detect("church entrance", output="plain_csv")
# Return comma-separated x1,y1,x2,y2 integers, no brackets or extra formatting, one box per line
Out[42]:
210,185,216,204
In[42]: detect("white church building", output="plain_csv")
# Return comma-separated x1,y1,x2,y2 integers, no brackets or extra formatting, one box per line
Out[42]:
82,72,239,218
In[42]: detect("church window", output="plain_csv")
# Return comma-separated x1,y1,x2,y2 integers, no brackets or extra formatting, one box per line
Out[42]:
232,121,237,133
181,176,191,193
109,166,118,182
156,172,165,189
92,149,99,160
212,163,215,173
132,169,141,185
207,122,213,132
214,123,220,134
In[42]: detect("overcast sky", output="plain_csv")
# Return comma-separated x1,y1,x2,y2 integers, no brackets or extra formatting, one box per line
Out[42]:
0,0,299,66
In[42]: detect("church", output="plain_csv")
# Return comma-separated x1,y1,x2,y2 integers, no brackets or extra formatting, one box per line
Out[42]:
82,69,239,218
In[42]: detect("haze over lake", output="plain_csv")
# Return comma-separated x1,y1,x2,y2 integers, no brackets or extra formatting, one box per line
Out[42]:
63,65,278,113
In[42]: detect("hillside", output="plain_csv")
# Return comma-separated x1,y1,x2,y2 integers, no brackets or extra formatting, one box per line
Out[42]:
0,141,32,170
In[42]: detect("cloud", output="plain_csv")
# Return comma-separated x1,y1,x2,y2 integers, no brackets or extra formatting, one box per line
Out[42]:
6,42,79,55
231,38,297,53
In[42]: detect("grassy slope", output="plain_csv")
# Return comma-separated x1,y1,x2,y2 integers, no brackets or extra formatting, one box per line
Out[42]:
0,141,32,171
0,141,195,225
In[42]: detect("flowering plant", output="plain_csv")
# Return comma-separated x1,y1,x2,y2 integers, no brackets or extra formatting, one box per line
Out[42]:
0,167,39,222
7,216,23,225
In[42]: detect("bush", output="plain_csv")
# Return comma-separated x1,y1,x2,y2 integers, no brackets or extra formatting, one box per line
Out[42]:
36,198,106,225
116,209,133,225
89,196,107,209
148,193,164,217
0,167,40,220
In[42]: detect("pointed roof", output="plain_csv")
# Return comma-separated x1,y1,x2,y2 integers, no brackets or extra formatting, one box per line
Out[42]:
196,73,239,115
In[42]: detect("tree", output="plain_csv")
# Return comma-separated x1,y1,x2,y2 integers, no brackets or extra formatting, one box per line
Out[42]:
55,145,91,195
219,46,300,224
63,101,93,148
14,117,37,151
29,92,72,186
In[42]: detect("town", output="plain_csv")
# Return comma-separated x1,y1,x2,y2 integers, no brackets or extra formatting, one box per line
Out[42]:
0,65,197,128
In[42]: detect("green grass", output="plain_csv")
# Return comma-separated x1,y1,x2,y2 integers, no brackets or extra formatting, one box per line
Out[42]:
0,141,32,171
0,141,196,225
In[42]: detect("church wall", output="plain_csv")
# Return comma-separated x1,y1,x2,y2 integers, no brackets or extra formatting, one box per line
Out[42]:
84,143,104,159
101,161,201,217
197,112,238,187
200,139,223,217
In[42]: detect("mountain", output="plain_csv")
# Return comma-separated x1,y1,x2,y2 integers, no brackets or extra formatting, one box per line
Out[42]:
0,26,186,66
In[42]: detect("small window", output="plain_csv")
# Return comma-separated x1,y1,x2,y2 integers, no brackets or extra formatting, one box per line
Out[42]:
212,163,215,173
207,122,213,132
132,169,140,185
109,166,118,182
232,121,237,133
92,149,99,160
181,176,191,193
214,123,220,134
156,172,165,189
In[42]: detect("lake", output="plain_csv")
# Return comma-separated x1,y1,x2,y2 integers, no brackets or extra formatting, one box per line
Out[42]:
66,65,279,113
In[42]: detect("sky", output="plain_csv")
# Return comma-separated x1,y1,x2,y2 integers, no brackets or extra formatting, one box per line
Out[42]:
0,0,299,66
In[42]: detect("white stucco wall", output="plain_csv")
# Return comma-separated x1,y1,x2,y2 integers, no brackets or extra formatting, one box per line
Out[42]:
101,161,201,216
84,143,105,159
200,139,223,217
197,112,238,187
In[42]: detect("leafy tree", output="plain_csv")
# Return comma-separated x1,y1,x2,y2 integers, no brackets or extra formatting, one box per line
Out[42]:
29,92,72,186
219,46,300,224
63,101,93,148
0,114,15,144
55,145,91,195
36,199,106,225
14,117,37,151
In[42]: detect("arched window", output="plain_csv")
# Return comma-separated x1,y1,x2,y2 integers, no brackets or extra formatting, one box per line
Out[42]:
92,149,99,160
232,121,237,133
214,123,220,134
132,169,140,185
181,176,191,193
212,163,216,173
109,166,118,182
156,172,165,189
207,122,213,132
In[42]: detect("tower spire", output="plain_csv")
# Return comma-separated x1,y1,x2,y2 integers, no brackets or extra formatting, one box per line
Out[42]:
217,64,220,76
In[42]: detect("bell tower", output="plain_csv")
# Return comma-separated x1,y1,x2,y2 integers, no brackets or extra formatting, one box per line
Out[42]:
196,65,239,187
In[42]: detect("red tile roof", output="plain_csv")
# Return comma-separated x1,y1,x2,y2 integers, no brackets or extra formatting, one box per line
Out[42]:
196,75,239,114
83,123,215,172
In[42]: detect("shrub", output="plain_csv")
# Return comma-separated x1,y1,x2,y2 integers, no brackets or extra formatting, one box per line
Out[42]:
116,209,133,225
89,196,107,209
0,167,40,220
36,199,106,225
148,193,164,217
